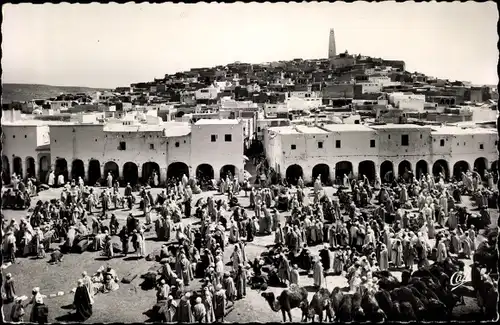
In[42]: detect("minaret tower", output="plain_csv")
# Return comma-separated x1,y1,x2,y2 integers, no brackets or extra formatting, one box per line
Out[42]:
328,28,337,59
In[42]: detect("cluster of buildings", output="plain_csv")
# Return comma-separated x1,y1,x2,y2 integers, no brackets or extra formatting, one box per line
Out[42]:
2,28,498,187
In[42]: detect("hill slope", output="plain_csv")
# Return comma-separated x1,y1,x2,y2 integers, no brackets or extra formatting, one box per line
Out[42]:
1,83,110,103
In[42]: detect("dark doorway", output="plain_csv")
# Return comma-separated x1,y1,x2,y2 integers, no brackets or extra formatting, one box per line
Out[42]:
2,155,11,185
39,156,50,183
13,156,23,179
453,161,469,180
398,160,412,181
312,164,331,185
71,159,85,181
88,160,101,186
26,157,36,179
415,160,428,180
142,162,160,185
380,161,394,183
358,160,376,182
123,162,139,185
167,162,189,181
432,159,449,179
104,161,119,182
55,158,68,183
335,161,353,183
220,165,237,180
286,164,303,186
474,157,488,179
196,164,215,181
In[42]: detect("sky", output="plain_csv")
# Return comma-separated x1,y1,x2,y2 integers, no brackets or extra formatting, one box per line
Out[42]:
2,2,498,89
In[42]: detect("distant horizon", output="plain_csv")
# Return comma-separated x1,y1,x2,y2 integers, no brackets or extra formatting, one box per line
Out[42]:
2,3,498,88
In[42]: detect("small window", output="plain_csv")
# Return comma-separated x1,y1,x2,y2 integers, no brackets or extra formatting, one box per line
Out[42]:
224,134,232,142
401,134,409,146
175,142,180,147
95,139,98,142
420,134,422,139
370,139,375,148
336,140,341,148
495,140,498,146
318,141,323,149
388,134,391,140
211,134,217,142
479,144,484,150
291,144,296,150
24,135,27,138
12,135,15,138
354,120,360,124
257,127,262,132
119,141,126,150
149,143,155,150
440,139,445,147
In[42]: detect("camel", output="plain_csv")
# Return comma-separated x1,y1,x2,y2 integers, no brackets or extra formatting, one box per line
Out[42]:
261,284,309,322
307,287,333,322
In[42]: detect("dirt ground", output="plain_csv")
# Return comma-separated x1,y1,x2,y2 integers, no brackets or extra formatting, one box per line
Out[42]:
1,185,497,322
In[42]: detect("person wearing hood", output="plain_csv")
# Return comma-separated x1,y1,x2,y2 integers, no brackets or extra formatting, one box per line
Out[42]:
177,292,194,323
4,273,16,303
193,296,206,323
25,287,48,323
203,286,215,323
378,244,389,271
73,279,93,321
214,284,226,322
222,271,236,304
312,255,325,288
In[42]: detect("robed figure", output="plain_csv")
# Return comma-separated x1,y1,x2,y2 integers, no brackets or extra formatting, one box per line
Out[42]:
73,280,93,321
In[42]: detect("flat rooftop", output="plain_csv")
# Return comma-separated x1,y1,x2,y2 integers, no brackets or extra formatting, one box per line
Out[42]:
369,124,432,130
430,126,497,135
194,119,239,125
1,119,94,127
294,125,330,134
321,124,375,132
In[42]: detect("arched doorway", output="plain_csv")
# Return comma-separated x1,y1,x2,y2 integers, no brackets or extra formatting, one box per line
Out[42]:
71,159,85,181
196,164,215,181
415,160,428,180
220,165,237,180
453,161,469,180
88,159,101,186
104,161,119,181
312,164,331,185
335,161,353,183
474,157,488,179
39,156,50,184
123,162,139,185
167,162,189,181
358,160,376,182
380,160,394,183
491,160,498,183
398,160,412,181
286,164,303,186
2,155,11,185
13,156,23,179
142,162,160,184
432,159,449,179
26,157,36,179
55,158,68,183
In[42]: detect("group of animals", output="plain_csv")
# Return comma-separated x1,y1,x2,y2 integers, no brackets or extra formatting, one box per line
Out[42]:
261,257,498,322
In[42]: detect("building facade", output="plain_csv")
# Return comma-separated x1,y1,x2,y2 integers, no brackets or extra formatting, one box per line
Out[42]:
264,123,497,185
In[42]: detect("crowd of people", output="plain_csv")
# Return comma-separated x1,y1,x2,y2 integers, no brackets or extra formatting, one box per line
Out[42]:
1,163,499,323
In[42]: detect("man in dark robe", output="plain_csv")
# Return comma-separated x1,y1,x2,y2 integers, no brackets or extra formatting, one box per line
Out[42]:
319,245,331,272
177,292,194,322
73,279,93,321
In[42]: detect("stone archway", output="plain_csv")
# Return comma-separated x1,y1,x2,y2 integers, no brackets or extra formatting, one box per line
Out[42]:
167,162,189,181
13,156,23,179
26,157,36,179
39,156,50,184
335,161,353,183
220,165,237,180
104,161,119,182
312,164,331,185
88,159,101,186
432,159,449,179
123,162,139,185
55,158,68,183
474,157,488,179
142,162,160,185
453,161,470,180
2,155,11,185
415,160,428,180
358,160,376,182
286,164,303,186
398,160,412,181
380,160,394,183
196,164,215,181
71,159,85,181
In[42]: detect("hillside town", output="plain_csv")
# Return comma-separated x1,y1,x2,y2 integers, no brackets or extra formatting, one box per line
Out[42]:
1,27,498,323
